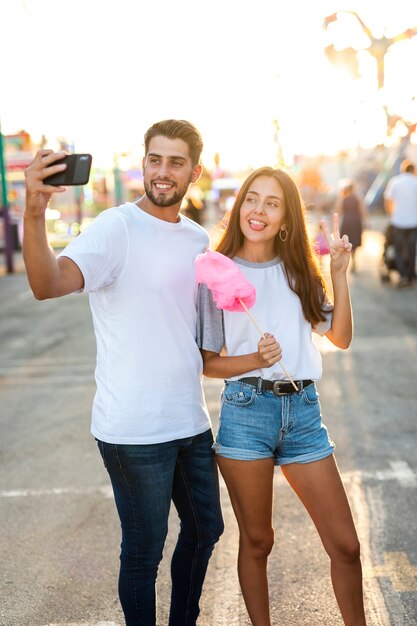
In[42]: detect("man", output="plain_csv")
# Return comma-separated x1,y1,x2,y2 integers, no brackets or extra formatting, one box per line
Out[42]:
384,159,417,287
23,119,224,626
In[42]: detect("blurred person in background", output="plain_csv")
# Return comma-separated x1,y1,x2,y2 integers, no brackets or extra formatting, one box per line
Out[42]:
336,180,367,273
23,119,223,626
384,159,417,287
197,167,366,626
183,190,205,225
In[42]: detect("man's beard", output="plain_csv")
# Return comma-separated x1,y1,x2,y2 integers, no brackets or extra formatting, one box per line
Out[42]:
144,179,190,208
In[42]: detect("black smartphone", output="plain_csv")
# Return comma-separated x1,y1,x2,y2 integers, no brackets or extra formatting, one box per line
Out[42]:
44,154,92,186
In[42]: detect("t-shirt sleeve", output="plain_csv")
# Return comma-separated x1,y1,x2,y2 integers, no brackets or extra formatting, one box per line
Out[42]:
196,283,225,353
57,209,128,293
313,300,333,336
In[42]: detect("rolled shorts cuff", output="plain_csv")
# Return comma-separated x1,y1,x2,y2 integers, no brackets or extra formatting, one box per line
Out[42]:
212,441,273,462
278,443,335,466
213,440,335,465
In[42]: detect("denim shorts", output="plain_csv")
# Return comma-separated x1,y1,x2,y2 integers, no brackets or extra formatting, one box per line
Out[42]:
213,380,334,465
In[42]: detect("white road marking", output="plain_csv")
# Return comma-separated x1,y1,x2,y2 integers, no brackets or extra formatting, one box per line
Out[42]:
42,623,118,626
0,359,96,386
0,485,113,498
6,465,413,626
1,463,415,499
0,375,95,385
347,473,392,626
1,356,95,365
387,460,416,487
0,363,94,373
343,461,416,488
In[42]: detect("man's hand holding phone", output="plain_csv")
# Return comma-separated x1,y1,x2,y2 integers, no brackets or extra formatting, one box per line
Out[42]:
25,150,67,218
44,153,92,186
24,150,92,218
23,150,88,298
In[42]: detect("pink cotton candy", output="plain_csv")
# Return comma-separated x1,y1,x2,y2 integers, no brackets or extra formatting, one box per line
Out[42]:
195,251,298,391
194,250,256,312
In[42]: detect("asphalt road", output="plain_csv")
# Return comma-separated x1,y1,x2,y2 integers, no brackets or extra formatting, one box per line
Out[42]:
0,219,416,625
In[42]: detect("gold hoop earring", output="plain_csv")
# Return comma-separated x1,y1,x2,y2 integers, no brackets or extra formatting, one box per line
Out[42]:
279,228,288,242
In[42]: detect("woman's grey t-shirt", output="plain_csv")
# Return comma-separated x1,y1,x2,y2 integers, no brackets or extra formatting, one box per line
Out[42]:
197,257,332,381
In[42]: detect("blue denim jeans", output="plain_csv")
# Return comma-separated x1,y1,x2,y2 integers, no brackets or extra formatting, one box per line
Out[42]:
97,429,224,626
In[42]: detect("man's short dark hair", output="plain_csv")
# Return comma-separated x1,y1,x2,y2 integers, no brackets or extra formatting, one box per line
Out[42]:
401,159,415,174
144,119,203,166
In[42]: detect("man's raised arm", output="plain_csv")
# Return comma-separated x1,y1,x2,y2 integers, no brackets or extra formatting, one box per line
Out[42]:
23,150,84,300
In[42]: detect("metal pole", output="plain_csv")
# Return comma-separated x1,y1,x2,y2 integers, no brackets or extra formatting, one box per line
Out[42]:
0,121,14,273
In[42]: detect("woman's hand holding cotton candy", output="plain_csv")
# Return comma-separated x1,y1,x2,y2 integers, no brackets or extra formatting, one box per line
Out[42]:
256,333,282,368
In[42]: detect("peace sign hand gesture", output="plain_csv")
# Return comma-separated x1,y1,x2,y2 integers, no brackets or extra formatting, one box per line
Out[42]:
320,212,352,274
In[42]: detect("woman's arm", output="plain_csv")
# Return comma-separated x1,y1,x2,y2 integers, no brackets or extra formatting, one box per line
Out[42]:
321,213,353,349
202,334,282,378
325,272,352,349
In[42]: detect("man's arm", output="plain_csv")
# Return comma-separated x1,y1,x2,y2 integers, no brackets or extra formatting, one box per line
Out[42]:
384,197,394,215
23,150,84,300
384,179,394,216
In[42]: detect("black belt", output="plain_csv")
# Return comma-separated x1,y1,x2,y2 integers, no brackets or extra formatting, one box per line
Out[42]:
237,377,313,397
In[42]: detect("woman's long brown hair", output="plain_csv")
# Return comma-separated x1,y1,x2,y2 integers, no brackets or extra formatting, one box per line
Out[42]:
216,167,331,325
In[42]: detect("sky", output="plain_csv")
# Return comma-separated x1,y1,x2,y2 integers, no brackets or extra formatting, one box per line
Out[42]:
1,0,417,171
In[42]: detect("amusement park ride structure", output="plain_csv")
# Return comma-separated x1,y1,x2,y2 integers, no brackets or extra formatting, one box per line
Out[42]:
323,11,417,209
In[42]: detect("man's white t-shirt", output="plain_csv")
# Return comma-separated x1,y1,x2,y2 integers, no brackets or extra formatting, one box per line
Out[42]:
384,172,417,228
59,202,211,444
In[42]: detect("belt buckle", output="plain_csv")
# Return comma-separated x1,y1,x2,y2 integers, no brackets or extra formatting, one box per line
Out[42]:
272,381,288,397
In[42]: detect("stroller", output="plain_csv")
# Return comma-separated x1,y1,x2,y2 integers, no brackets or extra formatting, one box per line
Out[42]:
380,224,397,282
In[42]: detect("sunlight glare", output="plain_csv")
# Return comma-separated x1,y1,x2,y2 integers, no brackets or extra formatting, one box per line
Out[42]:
1,0,417,170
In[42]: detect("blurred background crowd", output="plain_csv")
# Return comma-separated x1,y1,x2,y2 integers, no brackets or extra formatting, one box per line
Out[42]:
1,1,417,281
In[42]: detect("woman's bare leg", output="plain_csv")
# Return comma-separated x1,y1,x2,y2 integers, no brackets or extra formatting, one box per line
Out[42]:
217,456,275,626
282,454,366,625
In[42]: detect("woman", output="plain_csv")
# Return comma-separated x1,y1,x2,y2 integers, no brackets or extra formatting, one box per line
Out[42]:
337,180,367,272
197,167,366,625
